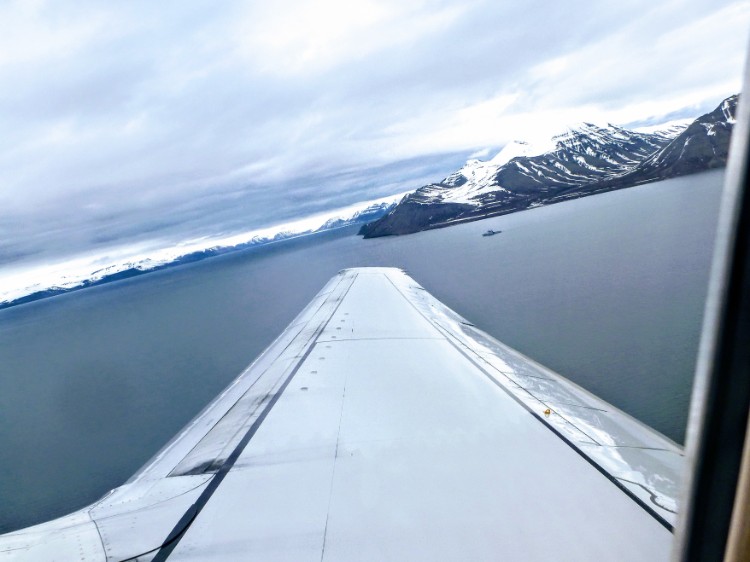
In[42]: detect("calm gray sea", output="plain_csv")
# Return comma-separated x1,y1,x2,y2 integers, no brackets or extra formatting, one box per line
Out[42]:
0,170,724,533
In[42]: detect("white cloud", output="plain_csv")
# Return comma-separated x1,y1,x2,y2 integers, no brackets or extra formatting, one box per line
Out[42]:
0,0,114,67
0,0,747,280
231,0,467,75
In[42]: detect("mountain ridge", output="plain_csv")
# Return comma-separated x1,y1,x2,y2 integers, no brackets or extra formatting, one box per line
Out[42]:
360,94,738,238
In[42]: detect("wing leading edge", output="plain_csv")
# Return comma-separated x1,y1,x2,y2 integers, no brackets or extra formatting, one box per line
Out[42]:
0,267,682,561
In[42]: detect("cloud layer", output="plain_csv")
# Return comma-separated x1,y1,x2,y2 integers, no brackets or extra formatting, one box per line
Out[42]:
1,0,748,270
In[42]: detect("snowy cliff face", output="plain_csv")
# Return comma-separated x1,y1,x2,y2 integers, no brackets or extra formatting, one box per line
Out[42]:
360,95,737,238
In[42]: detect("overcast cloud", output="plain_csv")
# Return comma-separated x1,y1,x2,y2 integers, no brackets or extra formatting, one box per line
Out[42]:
1,0,748,271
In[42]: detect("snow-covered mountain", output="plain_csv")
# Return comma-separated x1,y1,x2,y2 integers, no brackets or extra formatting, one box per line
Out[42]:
620,96,736,181
1,196,402,309
360,95,737,238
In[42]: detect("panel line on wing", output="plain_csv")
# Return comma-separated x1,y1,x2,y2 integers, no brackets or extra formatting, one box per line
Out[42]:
150,272,359,562
319,362,349,562
168,274,355,477
128,276,349,484
317,336,443,342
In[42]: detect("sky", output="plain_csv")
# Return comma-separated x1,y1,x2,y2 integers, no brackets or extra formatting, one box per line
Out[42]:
1,0,748,293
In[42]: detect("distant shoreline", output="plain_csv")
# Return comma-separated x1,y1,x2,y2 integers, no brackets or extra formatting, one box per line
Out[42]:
0,225,361,311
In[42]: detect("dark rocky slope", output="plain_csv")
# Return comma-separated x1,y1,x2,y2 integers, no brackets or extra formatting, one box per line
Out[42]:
361,95,737,238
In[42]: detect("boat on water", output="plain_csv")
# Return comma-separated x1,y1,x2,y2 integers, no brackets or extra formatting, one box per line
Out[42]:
482,229,501,237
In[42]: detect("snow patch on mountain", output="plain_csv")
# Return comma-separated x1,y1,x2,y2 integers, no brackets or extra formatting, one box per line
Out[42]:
721,98,737,124
491,138,557,166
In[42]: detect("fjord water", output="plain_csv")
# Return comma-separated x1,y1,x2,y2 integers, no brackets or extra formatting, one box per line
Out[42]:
0,170,723,533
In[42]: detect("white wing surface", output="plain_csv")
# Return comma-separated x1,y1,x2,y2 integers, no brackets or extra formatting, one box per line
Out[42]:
0,267,682,561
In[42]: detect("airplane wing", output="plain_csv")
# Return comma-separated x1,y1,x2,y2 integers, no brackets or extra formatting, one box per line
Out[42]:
0,267,682,561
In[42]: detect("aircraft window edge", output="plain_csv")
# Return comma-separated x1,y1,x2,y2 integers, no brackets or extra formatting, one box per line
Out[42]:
671,41,750,562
